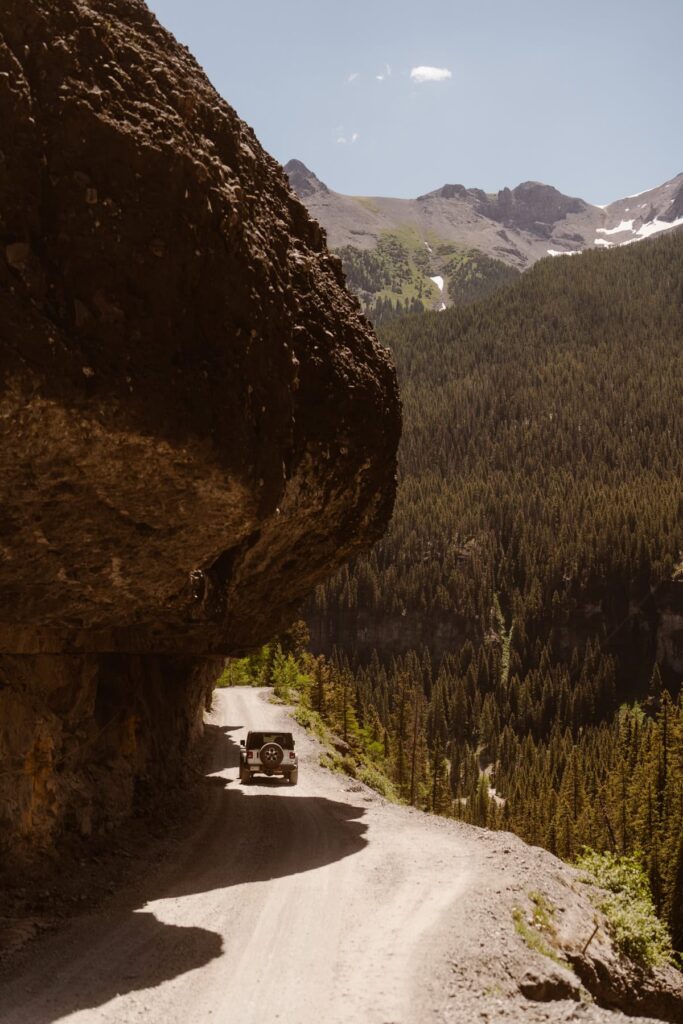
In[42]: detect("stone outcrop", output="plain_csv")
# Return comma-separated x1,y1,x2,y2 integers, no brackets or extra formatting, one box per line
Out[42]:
0,0,400,857
0,654,222,854
283,160,330,199
424,181,586,237
480,182,586,235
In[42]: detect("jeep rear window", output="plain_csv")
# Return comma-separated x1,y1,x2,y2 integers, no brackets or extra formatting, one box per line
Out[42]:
247,732,294,750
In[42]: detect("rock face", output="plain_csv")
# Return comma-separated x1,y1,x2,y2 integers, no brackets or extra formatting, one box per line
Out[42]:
518,965,581,1002
0,0,399,654
0,654,222,854
0,0,400,857
656,583,683,676
477,182,586,236
284,159,330,199
309,581,683,689
426,181,587,238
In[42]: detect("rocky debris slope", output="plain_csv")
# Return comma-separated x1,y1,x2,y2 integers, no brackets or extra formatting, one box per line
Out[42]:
431,827,683,1023
0,0,400,859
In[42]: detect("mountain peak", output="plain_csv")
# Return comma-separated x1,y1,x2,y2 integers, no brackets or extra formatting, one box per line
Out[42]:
417,179,586,237
286,162,683,266
284,159,329,198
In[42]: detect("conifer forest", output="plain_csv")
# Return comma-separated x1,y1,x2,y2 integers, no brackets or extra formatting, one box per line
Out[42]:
304,231,683,947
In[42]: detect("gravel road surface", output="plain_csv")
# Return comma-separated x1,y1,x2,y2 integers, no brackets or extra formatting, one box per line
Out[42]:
0,688,674,1024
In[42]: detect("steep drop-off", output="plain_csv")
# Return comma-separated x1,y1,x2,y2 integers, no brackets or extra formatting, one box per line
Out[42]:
310,231,683,681
305,233,683,939
0,0,400,859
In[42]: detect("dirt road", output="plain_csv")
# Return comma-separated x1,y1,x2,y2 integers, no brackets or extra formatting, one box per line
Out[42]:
0,688,474,1024
1,689,675,1024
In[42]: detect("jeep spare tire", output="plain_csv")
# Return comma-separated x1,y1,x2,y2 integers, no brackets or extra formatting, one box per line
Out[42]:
260,743,284,767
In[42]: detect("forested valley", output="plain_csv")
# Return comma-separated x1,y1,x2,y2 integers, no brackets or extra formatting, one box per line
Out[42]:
226,231,683,951
305,231,683,948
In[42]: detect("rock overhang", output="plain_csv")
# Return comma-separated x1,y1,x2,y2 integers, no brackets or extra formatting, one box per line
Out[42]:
0,0,401,655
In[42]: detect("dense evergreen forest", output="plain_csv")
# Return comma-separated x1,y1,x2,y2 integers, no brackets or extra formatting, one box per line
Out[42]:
308,231,683,946
442,247,519,304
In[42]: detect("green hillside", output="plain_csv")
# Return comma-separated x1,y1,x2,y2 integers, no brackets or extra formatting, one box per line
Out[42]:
308,231,683,944
336,229,519,324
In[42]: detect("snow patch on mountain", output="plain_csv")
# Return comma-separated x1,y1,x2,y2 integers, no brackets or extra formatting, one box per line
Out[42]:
635,214,683,238
430,275,444,291
592,214,683,249
596,219,634,235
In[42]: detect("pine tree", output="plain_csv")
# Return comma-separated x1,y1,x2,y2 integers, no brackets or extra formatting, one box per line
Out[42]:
669,832,683,952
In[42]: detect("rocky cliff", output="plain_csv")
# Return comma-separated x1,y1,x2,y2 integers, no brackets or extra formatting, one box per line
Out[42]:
0,0,400,859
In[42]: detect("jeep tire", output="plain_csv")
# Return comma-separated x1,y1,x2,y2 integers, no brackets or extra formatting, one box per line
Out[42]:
260,742,284,767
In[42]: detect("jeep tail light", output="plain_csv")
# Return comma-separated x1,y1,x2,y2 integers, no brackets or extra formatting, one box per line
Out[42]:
247,751,253,759
289,752,295,759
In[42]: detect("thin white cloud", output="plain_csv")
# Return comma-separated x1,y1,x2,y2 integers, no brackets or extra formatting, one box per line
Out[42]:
376,63,392,81
336,129,359,145
410,65,452,84
346,72,359,83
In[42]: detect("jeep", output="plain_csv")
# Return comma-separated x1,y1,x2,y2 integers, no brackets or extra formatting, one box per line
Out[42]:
239,731,298,785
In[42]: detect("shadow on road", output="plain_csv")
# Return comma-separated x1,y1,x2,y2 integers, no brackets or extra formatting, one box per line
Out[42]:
151,719,369,895
204,722,244,773
0,717,369,1023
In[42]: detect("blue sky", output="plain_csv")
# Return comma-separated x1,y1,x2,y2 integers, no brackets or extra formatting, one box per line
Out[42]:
147,0,683,205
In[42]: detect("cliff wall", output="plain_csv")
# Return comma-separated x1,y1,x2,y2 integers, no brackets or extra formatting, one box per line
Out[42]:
0,0,400,858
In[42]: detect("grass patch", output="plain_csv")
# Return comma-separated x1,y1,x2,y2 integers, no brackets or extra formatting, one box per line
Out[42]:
294,691,399,801
319,751,357,778
513,892,567,966
352,196,380,213
529,891,557,935
356,763,400,801
336,228,450,316
292,704,326,741
576,850,673,968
